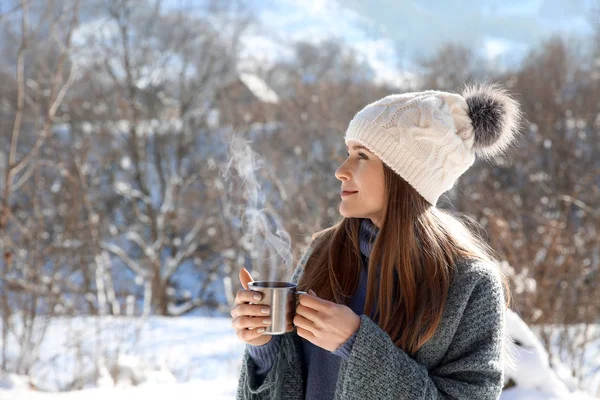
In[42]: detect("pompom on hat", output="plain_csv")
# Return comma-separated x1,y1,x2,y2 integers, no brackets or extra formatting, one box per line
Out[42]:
344,83,523,206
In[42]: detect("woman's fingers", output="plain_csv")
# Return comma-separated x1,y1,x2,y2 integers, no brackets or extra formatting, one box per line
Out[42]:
293,313,316,331
231,303,270,318
231,276,274,347
232,315,272,331
239,268,254,290
296,304,319,322
234,289,263,305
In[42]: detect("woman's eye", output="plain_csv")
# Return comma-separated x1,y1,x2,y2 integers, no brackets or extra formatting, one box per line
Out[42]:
346,151,368,159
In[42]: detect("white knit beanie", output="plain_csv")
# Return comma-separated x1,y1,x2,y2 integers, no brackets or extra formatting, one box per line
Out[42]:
344,83,522,206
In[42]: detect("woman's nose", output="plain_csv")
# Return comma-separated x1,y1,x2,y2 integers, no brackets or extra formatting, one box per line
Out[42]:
335,164,350,181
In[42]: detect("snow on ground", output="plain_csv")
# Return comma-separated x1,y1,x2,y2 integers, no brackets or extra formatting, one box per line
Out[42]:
0,380,236,400
0,315,597,399
0,316,245,399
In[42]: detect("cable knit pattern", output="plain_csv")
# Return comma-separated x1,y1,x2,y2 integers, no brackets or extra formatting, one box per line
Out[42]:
344,91,476,206
237,229,506,399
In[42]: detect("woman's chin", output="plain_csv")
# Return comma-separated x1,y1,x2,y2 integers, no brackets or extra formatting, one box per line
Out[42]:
339,206,360,219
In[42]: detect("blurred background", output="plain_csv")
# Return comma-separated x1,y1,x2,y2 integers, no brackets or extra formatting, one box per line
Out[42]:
0,0,599,398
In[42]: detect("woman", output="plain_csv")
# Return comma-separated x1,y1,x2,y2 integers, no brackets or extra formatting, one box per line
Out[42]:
232,83,522,399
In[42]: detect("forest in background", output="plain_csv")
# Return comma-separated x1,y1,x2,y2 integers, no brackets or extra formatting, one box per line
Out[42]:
0,0,598,387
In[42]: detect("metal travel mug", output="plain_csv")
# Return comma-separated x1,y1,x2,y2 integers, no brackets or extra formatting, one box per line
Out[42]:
248,281,307,335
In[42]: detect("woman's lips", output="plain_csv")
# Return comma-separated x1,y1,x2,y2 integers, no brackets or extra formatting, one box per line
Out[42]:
341,191,358,197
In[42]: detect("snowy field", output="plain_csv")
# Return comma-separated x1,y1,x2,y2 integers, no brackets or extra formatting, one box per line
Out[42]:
0,315,597,399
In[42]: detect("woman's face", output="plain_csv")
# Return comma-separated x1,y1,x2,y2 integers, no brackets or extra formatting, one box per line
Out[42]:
335,140,386,228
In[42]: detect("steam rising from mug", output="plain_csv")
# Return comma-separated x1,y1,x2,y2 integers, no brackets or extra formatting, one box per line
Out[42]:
222,134,293,282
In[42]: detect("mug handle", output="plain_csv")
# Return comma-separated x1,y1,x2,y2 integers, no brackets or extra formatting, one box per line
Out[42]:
294,290,308,309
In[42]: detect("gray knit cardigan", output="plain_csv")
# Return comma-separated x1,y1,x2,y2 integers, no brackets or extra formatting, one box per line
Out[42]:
236,245,506,399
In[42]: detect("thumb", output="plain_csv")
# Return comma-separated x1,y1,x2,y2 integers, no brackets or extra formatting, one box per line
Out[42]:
239,268,254,290
309,289,317,296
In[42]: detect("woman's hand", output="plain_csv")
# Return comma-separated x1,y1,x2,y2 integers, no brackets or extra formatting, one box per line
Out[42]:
231,268,276,347
293,290,361,352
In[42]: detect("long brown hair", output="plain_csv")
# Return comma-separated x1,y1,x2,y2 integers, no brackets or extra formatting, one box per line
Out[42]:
297,163,511,355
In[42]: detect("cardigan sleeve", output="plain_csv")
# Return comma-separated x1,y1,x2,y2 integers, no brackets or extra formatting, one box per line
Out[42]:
236,245,314,399
236,332,305,400
335,267,506,399
246,335,282,386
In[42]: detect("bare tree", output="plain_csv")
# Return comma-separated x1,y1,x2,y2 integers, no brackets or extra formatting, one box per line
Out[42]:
447,36,600,390
417,43,481,91
66,0,251,315
0,0,80,373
